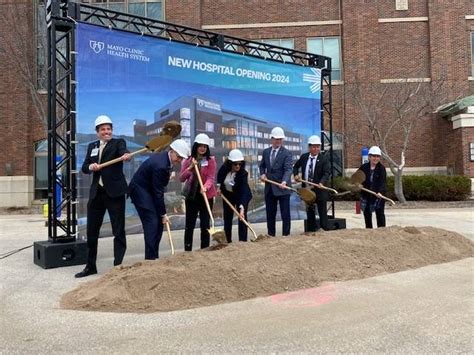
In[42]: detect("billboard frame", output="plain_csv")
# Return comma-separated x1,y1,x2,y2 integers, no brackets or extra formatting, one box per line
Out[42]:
46,0,335,242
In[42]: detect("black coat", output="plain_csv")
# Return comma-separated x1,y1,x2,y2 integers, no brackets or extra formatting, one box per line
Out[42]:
293,151,331,200
358,162,387,201
81,138,129,199
217,162,253,207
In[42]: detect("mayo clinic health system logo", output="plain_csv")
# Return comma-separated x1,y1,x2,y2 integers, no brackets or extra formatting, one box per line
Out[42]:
89,40,105,54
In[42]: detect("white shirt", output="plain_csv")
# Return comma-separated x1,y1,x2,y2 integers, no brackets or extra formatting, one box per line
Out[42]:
305,154,318,180
224,172,236,192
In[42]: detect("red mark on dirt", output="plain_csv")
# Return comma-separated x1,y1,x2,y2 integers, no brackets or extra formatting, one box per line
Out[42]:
270,283,337,308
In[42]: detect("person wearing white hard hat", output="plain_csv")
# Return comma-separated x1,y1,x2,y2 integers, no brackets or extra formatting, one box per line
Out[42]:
129,139,190,260
259,126,293,237
216,149,253,242
293,135,331,231
357,145,387,228
75,115,132,278
179,133,217,251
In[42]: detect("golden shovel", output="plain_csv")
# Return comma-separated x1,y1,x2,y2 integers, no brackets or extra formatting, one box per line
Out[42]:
220,193,258,242
193,163,226,245
263,177,316,205
97,121,181,169
350,170,396,205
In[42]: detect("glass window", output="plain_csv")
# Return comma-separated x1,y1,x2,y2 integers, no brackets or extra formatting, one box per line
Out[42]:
471,32,474,76
36,2,47,90
34,140,48,200
205,122,215,133
260,38,294,62
307,37,342,81
180,119,191,137
470,143,474,162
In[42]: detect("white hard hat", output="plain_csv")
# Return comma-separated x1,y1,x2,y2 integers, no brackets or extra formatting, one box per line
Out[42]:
94,115,113,128
194,133,210,146
170,139,190,158
270,127,285,139
308,135,321,145
368,146,382,156
228,149,244,162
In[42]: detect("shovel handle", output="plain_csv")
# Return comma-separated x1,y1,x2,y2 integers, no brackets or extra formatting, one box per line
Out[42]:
193,163,215,228
97,147,147,169
263,177,297,192
220,193,258,241
165,221,175,255
299,178,338,194
359,186,396,205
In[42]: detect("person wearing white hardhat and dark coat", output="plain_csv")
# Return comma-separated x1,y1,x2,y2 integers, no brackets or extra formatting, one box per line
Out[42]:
259,126,293,236
293,135,331,231
216,149,253,242
75,115,132,278
358,146,387,228
179,133,217,251
129,139,190,259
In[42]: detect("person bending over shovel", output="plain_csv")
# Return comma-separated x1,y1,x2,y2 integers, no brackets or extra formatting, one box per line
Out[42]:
179,134,217,251
216,149,253,243
75,115,132,278
358,146,387,228
129,139,190,260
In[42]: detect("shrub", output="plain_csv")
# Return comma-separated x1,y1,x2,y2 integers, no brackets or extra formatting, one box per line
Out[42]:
331,175,471,201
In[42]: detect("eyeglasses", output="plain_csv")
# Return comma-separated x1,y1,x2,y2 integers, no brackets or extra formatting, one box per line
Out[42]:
232,162,242,166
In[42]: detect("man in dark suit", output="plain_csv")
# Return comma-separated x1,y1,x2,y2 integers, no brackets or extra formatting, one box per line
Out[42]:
75,115,131,278
129,139,190,260
293,135,331,231
259,127,293,236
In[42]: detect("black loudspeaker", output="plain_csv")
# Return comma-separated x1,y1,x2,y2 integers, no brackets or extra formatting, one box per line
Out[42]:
326,217,346,230
304,217,346,232
33,240,88,269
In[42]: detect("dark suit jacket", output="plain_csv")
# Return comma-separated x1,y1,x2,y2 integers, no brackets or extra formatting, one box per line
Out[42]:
259,146,293,196
128,151,171,216
293,151,331,200
217,162,253,207
358,162,387,202
81,138,128,199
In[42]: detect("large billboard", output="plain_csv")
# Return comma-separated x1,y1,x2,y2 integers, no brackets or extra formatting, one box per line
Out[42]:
75,23,321,237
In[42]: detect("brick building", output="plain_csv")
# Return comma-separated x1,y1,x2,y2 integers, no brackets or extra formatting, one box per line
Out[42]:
0,0,473,207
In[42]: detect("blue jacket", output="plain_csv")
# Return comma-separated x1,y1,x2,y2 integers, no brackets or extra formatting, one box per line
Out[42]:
129,151,172,216
259,146,293,196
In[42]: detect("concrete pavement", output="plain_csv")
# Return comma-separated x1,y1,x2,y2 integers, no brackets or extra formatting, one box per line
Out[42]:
0,208,472,353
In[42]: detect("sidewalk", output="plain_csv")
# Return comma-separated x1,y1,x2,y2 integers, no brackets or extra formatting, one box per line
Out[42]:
0,209,472,353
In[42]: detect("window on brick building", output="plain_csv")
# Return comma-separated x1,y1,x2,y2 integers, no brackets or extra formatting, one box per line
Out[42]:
470,143,474,162
36,1,47,90
260,38,294,62
34,140,48,200
471,32,474,76
86,0,164,20
307,37,342,81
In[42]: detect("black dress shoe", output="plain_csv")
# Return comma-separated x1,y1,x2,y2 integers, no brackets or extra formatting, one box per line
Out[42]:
75,267,97,278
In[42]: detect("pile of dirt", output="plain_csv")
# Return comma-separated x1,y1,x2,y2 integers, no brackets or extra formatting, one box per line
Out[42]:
61,226,473,313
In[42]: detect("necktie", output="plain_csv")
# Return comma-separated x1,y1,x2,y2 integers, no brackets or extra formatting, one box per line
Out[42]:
270,149,277,166
98,141,106,186
308,157,314,181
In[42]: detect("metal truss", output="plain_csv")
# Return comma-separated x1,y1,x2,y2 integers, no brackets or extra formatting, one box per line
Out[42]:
47,0,77,241
46,0,336,239
76,3,331,69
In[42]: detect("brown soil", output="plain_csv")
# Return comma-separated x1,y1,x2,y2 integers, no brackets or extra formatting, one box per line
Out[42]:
61,226,473,313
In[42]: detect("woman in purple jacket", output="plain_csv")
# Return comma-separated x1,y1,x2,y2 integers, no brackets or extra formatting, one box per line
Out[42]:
179,134,217,251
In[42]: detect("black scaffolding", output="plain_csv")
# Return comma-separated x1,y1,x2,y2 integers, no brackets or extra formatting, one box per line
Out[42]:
46,0,335,242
